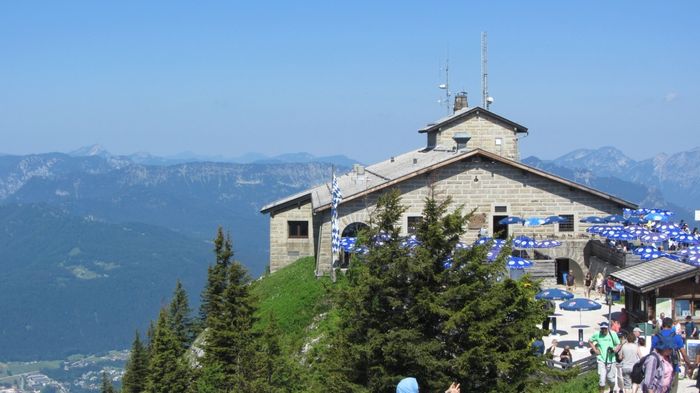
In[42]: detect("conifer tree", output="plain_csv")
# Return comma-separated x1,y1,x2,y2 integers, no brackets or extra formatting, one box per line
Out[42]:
325,190,546,393
251,313,302,393
122,331,149,393
168,280,193,353
100,371,116,393
202,261,256,392
199,227,233,324
146,309,190,393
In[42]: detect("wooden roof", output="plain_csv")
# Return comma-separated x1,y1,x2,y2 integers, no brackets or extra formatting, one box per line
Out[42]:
611,257,699,293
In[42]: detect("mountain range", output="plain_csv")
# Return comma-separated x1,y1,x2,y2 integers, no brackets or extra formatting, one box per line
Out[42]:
0,145,698,361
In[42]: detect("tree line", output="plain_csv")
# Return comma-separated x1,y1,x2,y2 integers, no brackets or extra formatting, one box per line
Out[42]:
103,190,548,393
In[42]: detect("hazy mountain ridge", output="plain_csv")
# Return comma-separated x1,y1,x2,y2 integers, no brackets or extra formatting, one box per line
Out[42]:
524,145,700,221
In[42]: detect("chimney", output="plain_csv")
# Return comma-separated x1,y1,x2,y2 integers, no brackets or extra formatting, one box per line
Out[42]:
453,91,468,112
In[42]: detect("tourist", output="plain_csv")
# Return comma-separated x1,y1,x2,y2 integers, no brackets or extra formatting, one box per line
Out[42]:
685,315,697,340
596,272,605,298
566,269,575,292
641,336,675,393
651,317,695,393
546,339,559,359
619,331,641,393
619,308,629,330
560,345,572,366
396,378,460,393
585,272,593,298
589,321,621,393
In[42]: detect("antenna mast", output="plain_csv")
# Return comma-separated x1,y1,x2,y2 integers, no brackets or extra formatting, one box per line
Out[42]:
438,58,451,115
481,32,490,110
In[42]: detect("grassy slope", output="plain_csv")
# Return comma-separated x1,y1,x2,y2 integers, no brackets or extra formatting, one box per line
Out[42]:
251,257,334,350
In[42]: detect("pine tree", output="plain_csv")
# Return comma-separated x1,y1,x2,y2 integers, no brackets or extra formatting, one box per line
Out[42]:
199,227,233,324
146,309,190,393
168,280,193,353
325,191,546,393
202,261,257,392
100,371,116,393
251,313,302,393
122,331,149,393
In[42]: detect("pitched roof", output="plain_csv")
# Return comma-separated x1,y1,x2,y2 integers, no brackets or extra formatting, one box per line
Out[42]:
260,148,637,214
418,106,528,134
610,258,698,293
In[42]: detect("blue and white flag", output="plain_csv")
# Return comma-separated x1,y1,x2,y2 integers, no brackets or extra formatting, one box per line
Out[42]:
331,173,343,254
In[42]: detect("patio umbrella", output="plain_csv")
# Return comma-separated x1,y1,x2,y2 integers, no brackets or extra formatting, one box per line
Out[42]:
656,223,680,232
644,212,669,222
523,217,547,227
687,255,700,266
633,246,658,255
454,242,472,250
626,226,651,237
560,298,603,326
675,233,700,244
535,239,562,248
400,235,421,249
536,288,575,301
580,216,605,224
506,255,533,269
626,217,644,225
604,215,625,223
640,233,668,243
514,235,537,248
340,237,357,252
641,251,669,261
544,215,567,225
499,216,524,225
609,232,637,241
474,237,506,246
486,245,504,261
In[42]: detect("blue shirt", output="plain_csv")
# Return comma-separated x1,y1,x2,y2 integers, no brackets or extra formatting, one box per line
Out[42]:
651,328,684,372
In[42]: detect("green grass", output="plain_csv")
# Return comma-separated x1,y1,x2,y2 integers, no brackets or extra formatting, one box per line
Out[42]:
0,359,62,376
545,372,597,393
251,257,334,350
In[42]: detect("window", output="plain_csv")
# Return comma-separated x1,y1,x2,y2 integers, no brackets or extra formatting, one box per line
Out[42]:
494,205,508,213
288,221,309,238
559,215,574,232
407,216,423,234
676,299,691,318
495,137,503,146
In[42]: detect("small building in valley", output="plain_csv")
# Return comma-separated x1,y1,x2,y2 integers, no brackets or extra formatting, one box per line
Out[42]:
261,102,637,280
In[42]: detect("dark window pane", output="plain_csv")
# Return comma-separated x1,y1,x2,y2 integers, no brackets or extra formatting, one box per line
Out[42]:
494,206,508,213
559,215,574,232
288,221,309,238
407,216,423,234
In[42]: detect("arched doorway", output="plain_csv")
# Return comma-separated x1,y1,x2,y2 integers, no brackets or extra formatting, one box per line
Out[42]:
340,222,369,267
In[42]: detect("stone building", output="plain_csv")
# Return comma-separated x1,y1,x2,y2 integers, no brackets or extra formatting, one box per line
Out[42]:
261,104,636,281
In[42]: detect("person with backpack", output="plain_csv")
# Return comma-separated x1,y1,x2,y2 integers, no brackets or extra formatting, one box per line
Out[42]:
590,321,622,393
684,315,697,340
619,331,642,393
650,317,694,393
640,335,675,393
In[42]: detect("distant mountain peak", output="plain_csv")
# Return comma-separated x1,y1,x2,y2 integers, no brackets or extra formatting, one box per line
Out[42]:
69,144,111,158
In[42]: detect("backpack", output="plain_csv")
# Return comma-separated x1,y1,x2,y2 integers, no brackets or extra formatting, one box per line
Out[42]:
630,352,663,385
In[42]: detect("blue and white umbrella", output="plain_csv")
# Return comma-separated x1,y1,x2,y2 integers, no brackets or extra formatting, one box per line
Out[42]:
400,235,421,249
644,212,669,222
580,216,605,224
514,235,537,248
687,255,700,266
535,239,562,248
656,223,680,232
641,251,669,261
560,298,603,311
677,249,700,256
544,215,567,225
633,246,658,255
625,226,651,237
523,217,547,227
499,216,524,225
600,228,624,238
454,242,472,250
486,245,504,261
506,255,533,269
675,233,700,244
535,288,575,301
604,215,625,223
689,246,700,251
474,237,507,246
586,225,608,234
640,233,668,243
609,232,636,241
626,217,644,225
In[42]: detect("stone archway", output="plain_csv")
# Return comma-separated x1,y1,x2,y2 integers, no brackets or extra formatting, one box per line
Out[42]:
342,222,369,238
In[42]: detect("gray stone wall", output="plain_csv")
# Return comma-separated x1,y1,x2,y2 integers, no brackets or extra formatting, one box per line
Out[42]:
432,115,520,160
268,200,315,273
314,156,626,274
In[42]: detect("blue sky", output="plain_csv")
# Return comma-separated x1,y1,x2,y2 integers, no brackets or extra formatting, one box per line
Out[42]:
0,1,698,163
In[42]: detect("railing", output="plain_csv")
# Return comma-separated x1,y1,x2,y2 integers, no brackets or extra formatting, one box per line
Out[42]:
545,355,597,373
588,240,628,267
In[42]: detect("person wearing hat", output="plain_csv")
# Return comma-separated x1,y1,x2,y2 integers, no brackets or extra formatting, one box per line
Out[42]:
651,317,694,393
589,321,621,393
642,335,675,393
